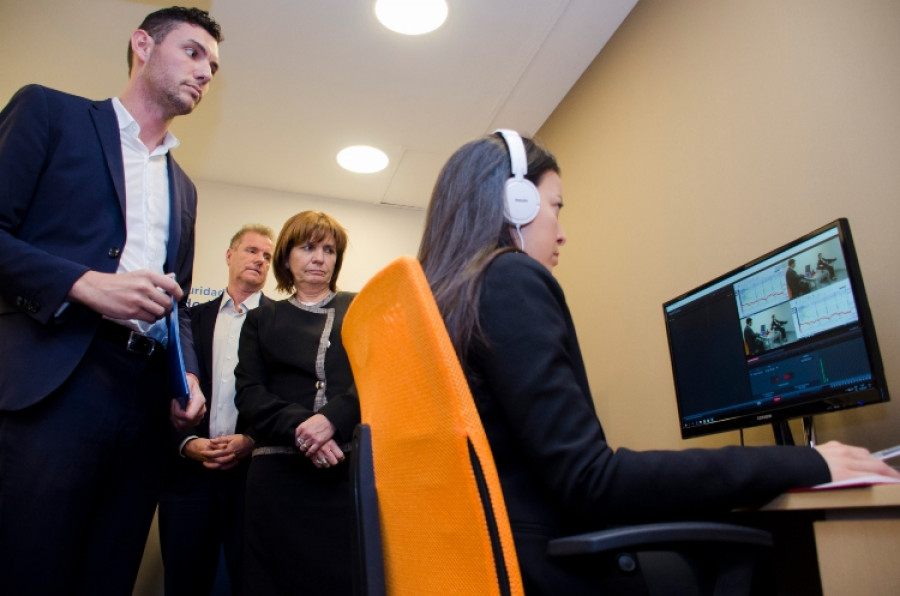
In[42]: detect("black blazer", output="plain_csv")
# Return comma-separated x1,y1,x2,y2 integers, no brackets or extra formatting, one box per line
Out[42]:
0,85,198,411
235,295,359,448
785,266,806,297
466,252,830,593
744,325,761,353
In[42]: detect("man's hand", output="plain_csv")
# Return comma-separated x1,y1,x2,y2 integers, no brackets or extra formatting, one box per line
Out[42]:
170,372,206,429
183,434,254,470
68,269,183,322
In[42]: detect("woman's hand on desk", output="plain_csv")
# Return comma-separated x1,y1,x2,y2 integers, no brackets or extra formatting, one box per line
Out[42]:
815,441,900,482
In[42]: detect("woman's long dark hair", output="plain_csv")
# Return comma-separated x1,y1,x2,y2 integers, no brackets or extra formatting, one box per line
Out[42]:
418,132,559,361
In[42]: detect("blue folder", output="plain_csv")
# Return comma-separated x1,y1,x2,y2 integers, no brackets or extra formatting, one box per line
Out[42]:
168,297,190,408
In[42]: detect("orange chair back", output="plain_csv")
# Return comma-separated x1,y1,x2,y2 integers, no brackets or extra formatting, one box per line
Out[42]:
343,256,523,596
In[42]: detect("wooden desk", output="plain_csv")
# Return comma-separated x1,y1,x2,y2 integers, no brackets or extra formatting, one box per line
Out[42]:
759,483,900,595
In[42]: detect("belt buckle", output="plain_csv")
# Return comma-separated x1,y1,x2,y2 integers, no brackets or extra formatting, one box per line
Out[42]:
126,331,156,356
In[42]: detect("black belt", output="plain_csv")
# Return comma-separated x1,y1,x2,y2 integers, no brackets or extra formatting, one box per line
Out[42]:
95,319,164,357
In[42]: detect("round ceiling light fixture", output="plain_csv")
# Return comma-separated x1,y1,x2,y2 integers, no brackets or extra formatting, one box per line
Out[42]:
375,0,448,36
337,145,389,174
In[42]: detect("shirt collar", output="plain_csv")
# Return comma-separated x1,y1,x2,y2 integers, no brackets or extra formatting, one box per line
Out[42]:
220,290,263,314
111,97,180,153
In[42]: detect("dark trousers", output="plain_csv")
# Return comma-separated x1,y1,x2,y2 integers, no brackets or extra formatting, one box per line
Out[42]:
0,335,169,596
159,463,248,596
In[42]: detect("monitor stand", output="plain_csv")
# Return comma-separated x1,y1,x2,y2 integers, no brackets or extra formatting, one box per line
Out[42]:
773,416,817,447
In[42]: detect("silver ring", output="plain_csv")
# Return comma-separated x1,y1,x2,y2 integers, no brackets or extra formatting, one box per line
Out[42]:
318,458,327,465
296,437,305,446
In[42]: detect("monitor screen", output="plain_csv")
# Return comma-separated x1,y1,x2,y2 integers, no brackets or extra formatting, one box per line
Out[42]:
662,218,889,442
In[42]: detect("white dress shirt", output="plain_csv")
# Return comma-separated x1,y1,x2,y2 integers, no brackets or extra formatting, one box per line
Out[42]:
208,291,263,438
109,97,178,344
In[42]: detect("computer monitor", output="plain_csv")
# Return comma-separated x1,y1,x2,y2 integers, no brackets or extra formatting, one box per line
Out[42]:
662,218,889,444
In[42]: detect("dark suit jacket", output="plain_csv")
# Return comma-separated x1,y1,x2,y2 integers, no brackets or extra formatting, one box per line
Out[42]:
467,252,830,593
785,266,807,298
744,325,761,353
0,84,199,411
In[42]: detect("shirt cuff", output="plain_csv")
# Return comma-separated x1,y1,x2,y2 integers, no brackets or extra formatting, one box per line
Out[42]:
179,435,199,457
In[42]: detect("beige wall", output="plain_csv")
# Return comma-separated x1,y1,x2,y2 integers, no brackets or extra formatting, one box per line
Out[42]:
189,179,426,302
538,0,900,451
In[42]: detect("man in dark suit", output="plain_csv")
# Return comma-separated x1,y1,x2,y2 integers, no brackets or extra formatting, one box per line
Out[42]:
785,258,810,298
744,317,764,355
159,224,274,596
0,7,222,594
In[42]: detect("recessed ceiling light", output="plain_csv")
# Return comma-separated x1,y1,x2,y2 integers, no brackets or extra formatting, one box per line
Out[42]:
375,0,448,36
337,145,389,174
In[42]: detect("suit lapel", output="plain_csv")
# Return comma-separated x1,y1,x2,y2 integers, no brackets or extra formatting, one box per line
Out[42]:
90,99,126,215
198,295,222,374
165,153,183,273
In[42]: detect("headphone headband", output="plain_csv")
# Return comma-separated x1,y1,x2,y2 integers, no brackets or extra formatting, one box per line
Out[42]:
494,129,540,226
495,129,528,181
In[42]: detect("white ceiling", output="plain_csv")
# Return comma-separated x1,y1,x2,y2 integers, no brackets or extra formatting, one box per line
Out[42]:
0,0,637,209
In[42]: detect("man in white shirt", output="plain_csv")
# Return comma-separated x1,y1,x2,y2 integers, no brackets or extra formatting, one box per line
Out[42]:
159,224,274,596
0,7,221,594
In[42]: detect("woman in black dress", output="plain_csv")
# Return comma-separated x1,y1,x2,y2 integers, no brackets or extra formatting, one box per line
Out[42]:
235,211,358,595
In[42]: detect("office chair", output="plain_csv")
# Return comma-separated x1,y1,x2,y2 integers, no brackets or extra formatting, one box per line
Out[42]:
343,256,774,596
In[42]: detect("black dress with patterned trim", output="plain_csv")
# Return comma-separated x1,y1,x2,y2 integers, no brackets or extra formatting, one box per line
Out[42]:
235,292,358,596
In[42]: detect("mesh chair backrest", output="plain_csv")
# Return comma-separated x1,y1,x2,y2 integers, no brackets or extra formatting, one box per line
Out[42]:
343,256,523,596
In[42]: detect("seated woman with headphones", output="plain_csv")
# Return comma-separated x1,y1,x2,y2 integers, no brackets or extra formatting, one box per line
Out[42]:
416,130,899,595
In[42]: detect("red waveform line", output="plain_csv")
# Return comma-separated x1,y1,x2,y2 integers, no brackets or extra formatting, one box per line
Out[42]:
798,310,854,328
741,289,787,309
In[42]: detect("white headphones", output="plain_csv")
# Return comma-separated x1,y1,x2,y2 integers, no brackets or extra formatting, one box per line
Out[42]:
495,129,540,226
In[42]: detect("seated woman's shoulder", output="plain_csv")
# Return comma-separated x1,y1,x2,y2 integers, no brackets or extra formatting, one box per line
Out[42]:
490,251,550,278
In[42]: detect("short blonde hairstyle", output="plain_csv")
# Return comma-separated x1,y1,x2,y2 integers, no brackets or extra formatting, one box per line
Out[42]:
229,223,274,249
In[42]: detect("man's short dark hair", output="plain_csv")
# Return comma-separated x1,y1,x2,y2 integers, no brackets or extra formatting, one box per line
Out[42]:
127,6,223,74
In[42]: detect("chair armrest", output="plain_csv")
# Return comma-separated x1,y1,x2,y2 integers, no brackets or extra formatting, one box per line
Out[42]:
547,522,773,557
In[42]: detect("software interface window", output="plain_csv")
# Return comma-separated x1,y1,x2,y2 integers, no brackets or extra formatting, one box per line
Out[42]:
664,221,886,439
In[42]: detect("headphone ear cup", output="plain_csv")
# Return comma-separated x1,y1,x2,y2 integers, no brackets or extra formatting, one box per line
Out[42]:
504,177,541,226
